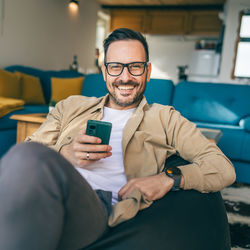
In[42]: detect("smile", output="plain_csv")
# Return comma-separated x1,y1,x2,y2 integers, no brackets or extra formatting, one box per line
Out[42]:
117,85,135,90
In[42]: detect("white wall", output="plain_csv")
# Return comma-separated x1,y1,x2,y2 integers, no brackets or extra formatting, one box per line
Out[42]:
146,35,199,84
0,0,99,72
219,0,250,84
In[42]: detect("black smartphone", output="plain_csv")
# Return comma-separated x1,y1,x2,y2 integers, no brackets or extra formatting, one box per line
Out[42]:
86,120,112,145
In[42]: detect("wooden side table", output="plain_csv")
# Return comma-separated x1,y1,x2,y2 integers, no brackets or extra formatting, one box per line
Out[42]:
10,113,47,143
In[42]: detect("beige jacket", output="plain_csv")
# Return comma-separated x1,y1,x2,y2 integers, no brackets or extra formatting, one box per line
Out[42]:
26,94,236,226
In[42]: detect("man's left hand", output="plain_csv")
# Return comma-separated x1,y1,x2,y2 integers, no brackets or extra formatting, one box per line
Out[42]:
118,173,174,201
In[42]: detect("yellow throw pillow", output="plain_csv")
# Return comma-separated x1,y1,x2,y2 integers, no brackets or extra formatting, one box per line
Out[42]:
15,71,46,105
0,69,21,99
0,97,24,118
50,76,84,103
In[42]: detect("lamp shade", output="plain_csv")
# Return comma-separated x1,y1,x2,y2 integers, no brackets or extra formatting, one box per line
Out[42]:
68,0,79,12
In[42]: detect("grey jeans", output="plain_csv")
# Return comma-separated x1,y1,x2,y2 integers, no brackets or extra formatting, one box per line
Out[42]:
0,142,110,250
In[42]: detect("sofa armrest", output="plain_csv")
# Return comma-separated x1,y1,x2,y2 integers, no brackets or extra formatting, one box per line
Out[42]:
239,116,250,132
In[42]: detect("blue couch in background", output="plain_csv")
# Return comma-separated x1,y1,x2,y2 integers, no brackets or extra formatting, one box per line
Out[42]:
0,65,83,158
1,66,250,184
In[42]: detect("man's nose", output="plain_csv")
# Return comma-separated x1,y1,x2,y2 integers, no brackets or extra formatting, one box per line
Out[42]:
119,66,133,82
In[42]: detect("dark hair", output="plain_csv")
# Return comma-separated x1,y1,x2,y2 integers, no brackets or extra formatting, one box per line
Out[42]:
103,28,149,62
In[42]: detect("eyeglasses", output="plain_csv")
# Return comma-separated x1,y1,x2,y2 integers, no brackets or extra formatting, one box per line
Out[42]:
104,62,148,76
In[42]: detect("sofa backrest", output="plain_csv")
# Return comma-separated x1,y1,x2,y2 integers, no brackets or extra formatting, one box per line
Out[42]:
145,78,174,105
172,81,250,125
5,65,83,104
81,74,174,106
81,74,107,97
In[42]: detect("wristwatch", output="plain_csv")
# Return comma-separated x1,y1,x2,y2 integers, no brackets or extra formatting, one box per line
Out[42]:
164,166,182,191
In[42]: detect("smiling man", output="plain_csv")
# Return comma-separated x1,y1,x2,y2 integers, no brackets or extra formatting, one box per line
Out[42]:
0,28,235,250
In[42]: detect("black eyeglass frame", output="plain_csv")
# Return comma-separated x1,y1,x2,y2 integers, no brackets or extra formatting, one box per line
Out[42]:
104,61,148,77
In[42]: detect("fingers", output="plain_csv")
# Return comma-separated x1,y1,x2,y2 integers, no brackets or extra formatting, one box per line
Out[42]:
75,150,112,162
61,126,113,168
73,142,112,153
118,179,139,201
74,151,112,168
118,181,156,201
118,180,156,201
118,174,173,201
76,130,102,145
73,129,112,153
70,128,113,167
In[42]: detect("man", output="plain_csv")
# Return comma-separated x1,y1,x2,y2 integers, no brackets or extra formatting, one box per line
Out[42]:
0,28,235,250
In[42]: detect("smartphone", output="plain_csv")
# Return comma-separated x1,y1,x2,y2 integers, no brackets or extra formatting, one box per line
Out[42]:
86,120,112,145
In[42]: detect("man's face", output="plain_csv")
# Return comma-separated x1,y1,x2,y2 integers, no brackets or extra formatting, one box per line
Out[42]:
102,40,151,110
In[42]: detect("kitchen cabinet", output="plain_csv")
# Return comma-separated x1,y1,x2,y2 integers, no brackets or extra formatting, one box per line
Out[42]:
188,10,222,35
146,10,189,35
110,10,146,33
109,9,222,36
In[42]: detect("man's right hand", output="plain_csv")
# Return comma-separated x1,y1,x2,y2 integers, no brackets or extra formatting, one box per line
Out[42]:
60,129,112,168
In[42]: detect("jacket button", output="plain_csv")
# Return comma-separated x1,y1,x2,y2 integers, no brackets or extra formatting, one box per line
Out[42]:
67,136,71,140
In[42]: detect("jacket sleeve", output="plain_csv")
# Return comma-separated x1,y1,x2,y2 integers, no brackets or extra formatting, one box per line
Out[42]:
25,100,66,152
165,108,236,192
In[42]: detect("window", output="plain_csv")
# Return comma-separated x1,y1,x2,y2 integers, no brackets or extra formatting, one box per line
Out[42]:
233,10,250,79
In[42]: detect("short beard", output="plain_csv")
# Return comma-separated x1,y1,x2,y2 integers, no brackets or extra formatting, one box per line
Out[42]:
108,80,146,107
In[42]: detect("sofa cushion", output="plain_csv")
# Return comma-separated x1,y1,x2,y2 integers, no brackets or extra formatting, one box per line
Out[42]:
50,76,84,103
0,105,49,130
232,161,250,184
145,78,174,105
172,81,250,125
46,70,84,103
15,72,46,105
4,65,50,103
0,69,20,99
81,74,107,97
0,97,25,118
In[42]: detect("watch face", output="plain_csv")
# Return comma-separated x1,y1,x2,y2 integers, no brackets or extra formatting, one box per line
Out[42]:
166,166,182,176
165,166,182,191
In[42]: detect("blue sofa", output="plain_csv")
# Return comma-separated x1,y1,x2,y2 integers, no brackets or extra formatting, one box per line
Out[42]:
0,65,83,158
1,67,250,184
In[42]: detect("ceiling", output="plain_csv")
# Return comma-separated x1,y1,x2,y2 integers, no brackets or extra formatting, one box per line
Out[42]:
97,0,226,7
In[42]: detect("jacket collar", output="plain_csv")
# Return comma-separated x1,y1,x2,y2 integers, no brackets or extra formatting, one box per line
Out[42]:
89,94,110,116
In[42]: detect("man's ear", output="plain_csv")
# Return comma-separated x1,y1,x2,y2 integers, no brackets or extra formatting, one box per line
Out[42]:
101,64,107,82
146,62,152,82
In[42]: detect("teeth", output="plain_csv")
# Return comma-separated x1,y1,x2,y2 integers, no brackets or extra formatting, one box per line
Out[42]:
118,86,134,90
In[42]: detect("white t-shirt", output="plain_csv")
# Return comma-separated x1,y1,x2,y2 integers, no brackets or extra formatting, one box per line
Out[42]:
75,106,135,205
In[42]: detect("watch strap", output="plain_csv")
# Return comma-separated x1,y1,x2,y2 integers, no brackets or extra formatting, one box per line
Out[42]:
171,175,181,191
